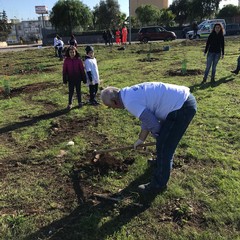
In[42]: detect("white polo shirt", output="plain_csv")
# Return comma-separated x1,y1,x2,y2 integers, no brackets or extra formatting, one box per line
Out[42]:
120,82,190,121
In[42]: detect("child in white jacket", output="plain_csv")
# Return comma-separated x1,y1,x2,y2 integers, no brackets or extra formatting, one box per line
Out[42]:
84,46,100,105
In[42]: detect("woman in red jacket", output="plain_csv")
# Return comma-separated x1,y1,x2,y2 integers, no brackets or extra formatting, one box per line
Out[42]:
63,46,86,109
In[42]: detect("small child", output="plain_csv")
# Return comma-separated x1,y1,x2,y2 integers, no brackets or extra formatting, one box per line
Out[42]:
85,46,100,105
62,46,86,109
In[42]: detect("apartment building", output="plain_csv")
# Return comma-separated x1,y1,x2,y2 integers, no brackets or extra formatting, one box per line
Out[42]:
7,16,52,43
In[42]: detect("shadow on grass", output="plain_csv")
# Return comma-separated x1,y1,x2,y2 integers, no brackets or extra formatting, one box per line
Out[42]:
0,108,69,134
190,74,235,93
24,167,161,240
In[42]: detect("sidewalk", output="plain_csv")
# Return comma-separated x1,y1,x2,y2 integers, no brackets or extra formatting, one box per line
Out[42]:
0,40,44,50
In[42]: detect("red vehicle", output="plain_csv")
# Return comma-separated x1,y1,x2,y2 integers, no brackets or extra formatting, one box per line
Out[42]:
138,26,177,43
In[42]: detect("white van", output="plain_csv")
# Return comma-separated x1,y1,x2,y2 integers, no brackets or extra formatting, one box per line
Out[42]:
186,19,226,39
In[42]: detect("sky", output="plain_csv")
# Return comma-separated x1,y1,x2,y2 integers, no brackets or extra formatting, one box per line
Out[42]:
0,0,238,21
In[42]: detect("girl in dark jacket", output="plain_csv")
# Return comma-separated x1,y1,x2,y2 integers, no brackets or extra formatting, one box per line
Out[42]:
63,46,86,109
202,23,225,84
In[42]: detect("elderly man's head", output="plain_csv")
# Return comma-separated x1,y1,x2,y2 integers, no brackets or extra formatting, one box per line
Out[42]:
100,87,124,109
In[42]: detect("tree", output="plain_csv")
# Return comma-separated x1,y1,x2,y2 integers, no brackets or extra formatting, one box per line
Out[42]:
188,0,221,21
135,5,159,26
50,0,92,35
93,0,122,30
217,4,240,22
0,10,12,41
169,0,190,26
157,9,175,27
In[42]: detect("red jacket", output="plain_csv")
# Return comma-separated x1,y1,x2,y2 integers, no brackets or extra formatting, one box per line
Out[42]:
63,57,86,83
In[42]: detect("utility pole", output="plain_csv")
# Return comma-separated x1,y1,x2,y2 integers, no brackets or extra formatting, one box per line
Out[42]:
129,0,131,44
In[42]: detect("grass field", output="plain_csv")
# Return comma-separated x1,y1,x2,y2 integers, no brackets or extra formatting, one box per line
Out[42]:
0,38,239,240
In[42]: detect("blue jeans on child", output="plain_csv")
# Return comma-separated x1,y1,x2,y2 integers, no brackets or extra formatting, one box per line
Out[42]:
204,52,221,80
151,93,197,188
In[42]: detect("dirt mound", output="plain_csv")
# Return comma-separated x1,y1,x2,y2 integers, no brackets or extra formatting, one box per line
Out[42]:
92,152,134,175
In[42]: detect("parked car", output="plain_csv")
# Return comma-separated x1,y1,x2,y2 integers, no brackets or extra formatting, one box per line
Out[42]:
226,24,240,36
138,26,177,43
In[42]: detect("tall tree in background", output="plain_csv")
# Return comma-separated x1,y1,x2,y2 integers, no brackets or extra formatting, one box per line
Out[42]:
50,0,92,35
0,10,12,41
169,0,190,26
188,0,221,21
93,0,122,30
157,9,175,27
217,4,240,22
135,5,159,26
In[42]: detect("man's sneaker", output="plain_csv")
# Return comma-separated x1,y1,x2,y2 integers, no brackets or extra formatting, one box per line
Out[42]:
78,103,83,108
138,182,167,194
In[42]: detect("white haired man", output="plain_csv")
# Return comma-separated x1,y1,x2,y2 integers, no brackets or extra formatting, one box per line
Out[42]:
100,82,197,194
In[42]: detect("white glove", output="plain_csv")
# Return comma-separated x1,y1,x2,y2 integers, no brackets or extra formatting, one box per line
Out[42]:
133,139,144,150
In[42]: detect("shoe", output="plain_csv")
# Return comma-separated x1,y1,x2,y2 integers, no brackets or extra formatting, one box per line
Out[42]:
78,103,83,108
89,100,95,105
201,78,207,84
89,100,99,105
231,70,239,75
67,104,72,110
147,159,156,166
92,100,100,105
138,182,167,194
211,78,215,83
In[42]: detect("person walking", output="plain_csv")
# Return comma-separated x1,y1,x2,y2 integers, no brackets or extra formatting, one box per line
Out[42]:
121,26,128,44
115,28,121,45
102,30,108,45
100,82,197,194
56,35,64,60
202,23,225,84
231,55,240,75
85,46,100,105
53,34,59,57
68,34,78,48
62,46,86,109
107,29,114,45
192,21,198,39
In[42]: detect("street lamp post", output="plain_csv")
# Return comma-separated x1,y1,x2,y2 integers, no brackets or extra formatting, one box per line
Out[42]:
129,0,131,44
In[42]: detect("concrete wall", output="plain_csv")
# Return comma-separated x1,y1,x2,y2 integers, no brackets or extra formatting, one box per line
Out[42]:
42,28,184,46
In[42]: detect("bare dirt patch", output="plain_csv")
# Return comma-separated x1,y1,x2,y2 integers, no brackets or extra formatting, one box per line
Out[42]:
0,82,60,99
167,69,204,76
139,57,160,62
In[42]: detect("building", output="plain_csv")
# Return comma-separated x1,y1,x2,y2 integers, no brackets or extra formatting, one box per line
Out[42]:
7,16,52,43
129,0,168,16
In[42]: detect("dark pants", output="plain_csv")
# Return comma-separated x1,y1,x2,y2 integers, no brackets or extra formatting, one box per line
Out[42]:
68,80,81,105
152,94,197,188
58,47,63,59
89,84,98,102
55,46,58,57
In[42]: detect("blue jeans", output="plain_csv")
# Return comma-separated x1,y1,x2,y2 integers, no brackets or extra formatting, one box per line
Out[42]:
151,94,197,188
204,52,221,80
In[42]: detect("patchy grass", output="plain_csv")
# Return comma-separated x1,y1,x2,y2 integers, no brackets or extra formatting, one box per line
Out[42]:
0,38,239,240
